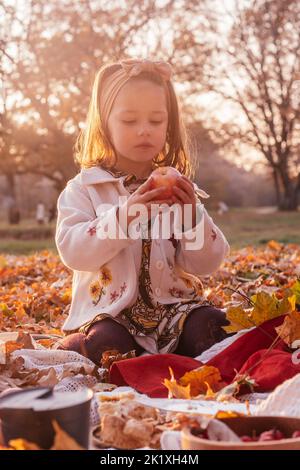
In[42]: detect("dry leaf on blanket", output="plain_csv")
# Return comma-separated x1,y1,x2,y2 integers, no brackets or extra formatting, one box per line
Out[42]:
101,349,136,370
179,366,223,396
51,420,84,450
163,367,191,399
275,309,300,347
163,366,222,399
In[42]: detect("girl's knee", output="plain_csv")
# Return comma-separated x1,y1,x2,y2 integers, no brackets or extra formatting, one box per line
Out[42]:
57,332,88,357
175,305,230,357
85,319,142,363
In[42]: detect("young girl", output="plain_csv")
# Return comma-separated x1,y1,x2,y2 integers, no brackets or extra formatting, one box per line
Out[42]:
55,59,230,365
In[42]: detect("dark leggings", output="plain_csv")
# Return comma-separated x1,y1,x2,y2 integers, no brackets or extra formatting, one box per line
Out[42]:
57,306,230,366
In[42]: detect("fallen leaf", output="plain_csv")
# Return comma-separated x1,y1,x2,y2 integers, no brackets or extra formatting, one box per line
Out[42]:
51,421,84,450
9,439,41,450
163,367,191,399
276,310,300,347
179,366,222,396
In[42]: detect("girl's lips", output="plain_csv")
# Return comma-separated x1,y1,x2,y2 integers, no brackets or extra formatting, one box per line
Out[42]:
136,145,153,149
135,143,154,148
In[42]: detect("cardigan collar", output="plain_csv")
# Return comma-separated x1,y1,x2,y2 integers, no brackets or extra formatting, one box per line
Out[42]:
80,166,149,186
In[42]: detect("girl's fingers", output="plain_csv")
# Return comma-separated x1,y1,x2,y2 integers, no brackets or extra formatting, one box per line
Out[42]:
142,187,167,201
138,177,154,195
181,175,194,189
176,178,195,199
173,185,190,204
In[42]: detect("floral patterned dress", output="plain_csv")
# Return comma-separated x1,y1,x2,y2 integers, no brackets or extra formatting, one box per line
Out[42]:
81,166,211,354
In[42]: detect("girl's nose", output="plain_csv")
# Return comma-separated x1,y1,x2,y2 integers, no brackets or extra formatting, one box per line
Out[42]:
137,125,150,136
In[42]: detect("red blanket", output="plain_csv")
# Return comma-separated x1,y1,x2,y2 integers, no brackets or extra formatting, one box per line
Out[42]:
109,315,300,397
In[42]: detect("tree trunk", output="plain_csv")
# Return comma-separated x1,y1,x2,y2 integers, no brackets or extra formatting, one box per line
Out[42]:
5,172,16,200
272,168,281,207
278,169,298,211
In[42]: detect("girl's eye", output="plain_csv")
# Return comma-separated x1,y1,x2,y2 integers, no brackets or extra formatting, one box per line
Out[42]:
121,120,163,125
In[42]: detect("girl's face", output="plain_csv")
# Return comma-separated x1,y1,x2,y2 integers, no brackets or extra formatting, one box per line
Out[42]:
107,80,168,168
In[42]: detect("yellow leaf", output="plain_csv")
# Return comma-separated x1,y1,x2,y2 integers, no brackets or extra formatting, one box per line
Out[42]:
61,288,72,304
224,305,253,333
162,367,191,399
250,292,295,326
0,255,7,269
291,280,300,304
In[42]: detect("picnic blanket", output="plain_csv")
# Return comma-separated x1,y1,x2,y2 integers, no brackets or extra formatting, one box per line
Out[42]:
110,315,300,397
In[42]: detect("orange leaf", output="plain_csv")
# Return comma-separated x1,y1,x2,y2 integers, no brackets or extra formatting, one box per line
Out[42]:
276,310,300,347
162,367,191,399
9,439,41,450
179,366,222,396
51,421,84,450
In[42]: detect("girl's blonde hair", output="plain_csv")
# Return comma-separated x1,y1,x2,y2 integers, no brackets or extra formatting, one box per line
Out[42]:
74,62,193,177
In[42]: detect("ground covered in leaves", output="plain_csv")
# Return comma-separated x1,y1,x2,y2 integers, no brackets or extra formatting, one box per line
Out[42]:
1,242,300,449
0,241,300,338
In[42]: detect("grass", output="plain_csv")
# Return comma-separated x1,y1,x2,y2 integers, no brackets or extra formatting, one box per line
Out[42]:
213,208,300,249
0,209,299,255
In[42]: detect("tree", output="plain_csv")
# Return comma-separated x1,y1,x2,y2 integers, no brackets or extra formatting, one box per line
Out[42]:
201,0,300,210
1,0,213,189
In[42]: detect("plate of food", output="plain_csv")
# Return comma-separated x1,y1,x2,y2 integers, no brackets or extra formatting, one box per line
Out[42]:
181,415,300,450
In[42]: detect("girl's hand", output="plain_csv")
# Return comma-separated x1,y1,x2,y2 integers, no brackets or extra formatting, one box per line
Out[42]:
117,176,173,229
171,176,198,229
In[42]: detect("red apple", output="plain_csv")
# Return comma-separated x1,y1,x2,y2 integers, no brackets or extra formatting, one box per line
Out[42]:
258,429,285,441
149,166,182,199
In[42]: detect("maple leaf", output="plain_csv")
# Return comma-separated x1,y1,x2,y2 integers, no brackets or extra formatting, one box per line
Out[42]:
224,293,296,333
291,280,300,305
224,305,253,333
250,291,295,325
179,366,222,396
275,310,300,347
163,367,191,399
163,366,222,399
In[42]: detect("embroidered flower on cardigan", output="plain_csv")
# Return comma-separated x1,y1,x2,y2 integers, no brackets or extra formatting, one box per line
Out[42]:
99,266,112,286
211,229,217,241
120,282,127,294
109,283,128,305
89,280,105,305
109,291,119,303
87,226,97,236
89,265,112,306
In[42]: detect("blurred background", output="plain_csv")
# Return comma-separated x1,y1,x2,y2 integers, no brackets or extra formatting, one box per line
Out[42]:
0,0,299,254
